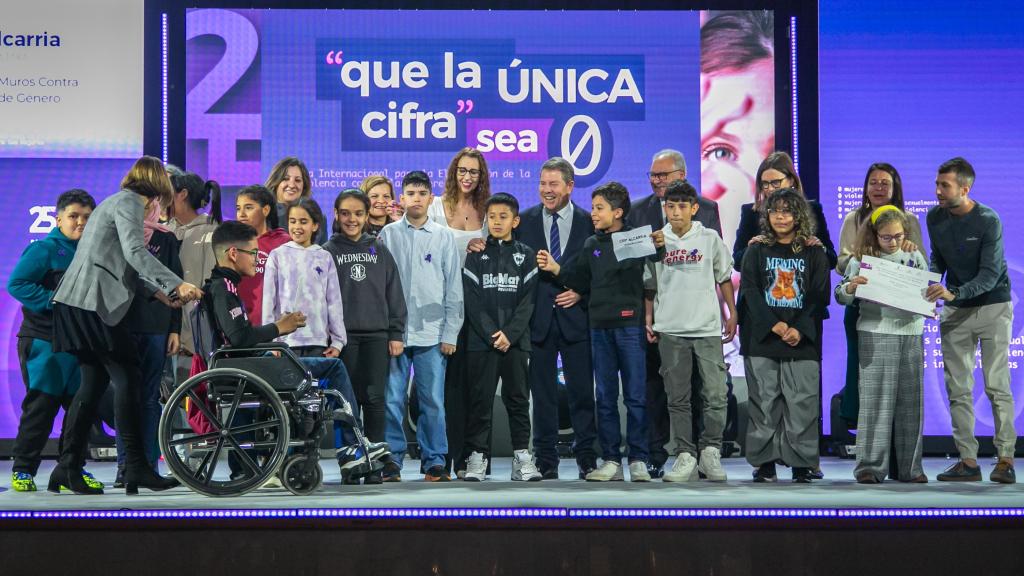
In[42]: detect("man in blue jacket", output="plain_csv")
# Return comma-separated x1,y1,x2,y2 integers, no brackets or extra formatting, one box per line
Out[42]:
7,189,99,492
516,157,598,479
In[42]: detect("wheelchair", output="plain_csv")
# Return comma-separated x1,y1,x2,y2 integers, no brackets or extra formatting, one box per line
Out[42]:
157,343,390,497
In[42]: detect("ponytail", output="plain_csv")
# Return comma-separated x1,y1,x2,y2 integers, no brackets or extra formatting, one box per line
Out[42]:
205,180,222,223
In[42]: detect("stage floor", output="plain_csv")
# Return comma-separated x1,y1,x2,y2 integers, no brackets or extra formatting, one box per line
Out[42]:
2,457,1023,513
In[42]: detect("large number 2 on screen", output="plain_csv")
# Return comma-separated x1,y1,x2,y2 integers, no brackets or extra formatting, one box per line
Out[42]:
29,206,57,234
186,10,261,185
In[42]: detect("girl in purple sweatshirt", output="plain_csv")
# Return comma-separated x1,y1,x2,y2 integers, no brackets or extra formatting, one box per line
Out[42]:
263,198,346,357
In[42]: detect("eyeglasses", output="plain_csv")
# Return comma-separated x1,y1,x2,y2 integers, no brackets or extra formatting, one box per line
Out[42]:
647,169,683,181
868,180,893,190
767,208,794,216
877,233,905,243
759,177,790,191
456,167,481,178
226,247,259,258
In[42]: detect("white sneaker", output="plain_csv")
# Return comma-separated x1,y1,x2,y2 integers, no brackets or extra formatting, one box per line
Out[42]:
585,461,623,482
663,453,699,482
698,446,727,482
628,461,651,482
464,451,487,482
512,450,543,481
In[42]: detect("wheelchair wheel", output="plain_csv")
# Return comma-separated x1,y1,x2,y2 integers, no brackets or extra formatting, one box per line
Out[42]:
280,454,322,496
158,368,290,497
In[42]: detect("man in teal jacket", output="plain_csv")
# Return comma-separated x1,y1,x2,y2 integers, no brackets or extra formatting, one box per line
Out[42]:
7,189,100,492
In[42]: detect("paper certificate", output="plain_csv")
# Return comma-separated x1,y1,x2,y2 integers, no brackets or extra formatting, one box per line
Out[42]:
612,225,656,261
856,255,942,317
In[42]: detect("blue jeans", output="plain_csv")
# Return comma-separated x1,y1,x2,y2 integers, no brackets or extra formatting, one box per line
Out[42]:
385,344,447,471
300,356,359,447
591,326,648,463
117,333,165,470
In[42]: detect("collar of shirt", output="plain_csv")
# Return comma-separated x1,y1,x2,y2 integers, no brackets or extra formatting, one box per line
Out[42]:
546,201,575,221
401,215,437,233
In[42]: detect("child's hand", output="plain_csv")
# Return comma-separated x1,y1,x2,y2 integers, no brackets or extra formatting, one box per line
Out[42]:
651,230,665,249
845,276,868,294
782,327,802,346
492,331,511,352
467,238,486,253
722,315,738,344
323,347,341,358
389,200,405,220
389,340,405,357
771,321,789,338
901,239,918,253
805,235,823,247
645,324,659,344
441,343,457,356
536,250,560,274
276,311,306,335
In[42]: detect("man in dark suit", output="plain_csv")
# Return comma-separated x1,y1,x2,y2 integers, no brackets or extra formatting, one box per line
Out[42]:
516,157,598,479
627,149,723,478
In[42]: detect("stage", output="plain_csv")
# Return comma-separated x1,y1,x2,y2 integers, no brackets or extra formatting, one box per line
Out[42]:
3,457,1023,575
3,457,1023,515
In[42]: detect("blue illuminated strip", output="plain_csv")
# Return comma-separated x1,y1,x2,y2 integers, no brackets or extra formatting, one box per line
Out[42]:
162,13,169,164
790,15,799,172
2,508,1023,521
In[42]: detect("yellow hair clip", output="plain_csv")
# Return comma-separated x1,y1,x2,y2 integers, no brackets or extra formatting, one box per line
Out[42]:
870,204,901,225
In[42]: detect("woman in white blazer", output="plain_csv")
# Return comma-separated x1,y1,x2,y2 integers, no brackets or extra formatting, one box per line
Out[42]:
49,156,202,495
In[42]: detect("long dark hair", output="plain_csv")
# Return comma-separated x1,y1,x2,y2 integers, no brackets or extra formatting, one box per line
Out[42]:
237,184,279,230
754,151,804,208
171,171,222,223
332,189,370,235
856,163,905,221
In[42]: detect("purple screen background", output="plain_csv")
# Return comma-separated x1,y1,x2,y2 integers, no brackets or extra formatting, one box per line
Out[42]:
819,0,1024,435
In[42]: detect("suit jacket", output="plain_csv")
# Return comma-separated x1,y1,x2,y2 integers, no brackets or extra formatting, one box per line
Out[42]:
627,193,722,237
515,202,594,344
731,201,838,272
54,190,183,326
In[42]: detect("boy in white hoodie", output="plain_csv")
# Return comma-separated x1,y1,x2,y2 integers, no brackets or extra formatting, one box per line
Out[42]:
645,180,737,482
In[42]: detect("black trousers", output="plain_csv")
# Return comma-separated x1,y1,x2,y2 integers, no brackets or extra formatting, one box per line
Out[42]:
340,333,389,443
12,389,72,476
444,326,471,473
530,318,597,471
60,350,149,473
465,348,531,457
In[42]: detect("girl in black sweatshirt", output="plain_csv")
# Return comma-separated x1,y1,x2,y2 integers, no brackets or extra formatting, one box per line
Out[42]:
739,189,830,483
324,190,407,483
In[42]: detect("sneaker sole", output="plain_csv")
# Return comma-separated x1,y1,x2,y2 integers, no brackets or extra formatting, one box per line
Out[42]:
511,475,543,482
937,475,982,482
990,476,1016,484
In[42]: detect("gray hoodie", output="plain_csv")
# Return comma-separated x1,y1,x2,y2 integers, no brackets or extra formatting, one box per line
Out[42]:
323,233,407,341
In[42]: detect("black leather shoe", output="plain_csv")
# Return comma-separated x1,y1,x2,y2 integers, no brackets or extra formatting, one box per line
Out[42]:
537,462,559,480
792,467,814,483
647,463,665,479
937,461,982,482
753,462,777,483
112,468,126,489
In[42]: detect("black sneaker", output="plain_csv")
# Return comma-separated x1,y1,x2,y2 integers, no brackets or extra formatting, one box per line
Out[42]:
753,462,777,483
990,460,1016,484
937,461,982,482
647,463,665,480
537,463,559,480
792,467,814,483
363,470,384,485
809,467,825,480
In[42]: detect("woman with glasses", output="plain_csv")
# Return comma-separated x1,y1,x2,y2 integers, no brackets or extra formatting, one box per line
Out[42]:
834,164,924,438
428,147,491,478
732,151,837,271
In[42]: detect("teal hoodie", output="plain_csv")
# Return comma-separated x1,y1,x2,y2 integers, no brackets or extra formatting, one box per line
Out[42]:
7,227,78,340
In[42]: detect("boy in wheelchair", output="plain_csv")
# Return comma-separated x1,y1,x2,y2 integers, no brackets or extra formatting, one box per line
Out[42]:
199,221,390,485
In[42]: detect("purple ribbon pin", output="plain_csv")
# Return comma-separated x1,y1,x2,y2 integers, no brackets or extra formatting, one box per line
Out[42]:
425,253,433,263
593,249,601,258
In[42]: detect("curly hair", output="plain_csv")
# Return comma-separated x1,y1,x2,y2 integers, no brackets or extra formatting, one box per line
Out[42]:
758,188,815,253
443,147,491,217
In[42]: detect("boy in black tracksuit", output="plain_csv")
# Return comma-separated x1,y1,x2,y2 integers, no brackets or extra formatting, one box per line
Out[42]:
461,194,542,482
537,182,657,482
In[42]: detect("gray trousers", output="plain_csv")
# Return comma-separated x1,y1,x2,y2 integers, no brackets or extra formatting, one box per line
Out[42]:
854,332,925,481
658,334,728,456
744,356,820,468
939,301,1017,459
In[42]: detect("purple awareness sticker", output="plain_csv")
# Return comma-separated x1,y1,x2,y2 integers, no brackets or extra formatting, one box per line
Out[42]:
593,249,601,258
425,253,432,263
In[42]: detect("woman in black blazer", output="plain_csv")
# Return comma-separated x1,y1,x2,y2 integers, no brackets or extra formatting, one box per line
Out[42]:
732,151,838,270
50,156,202,495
